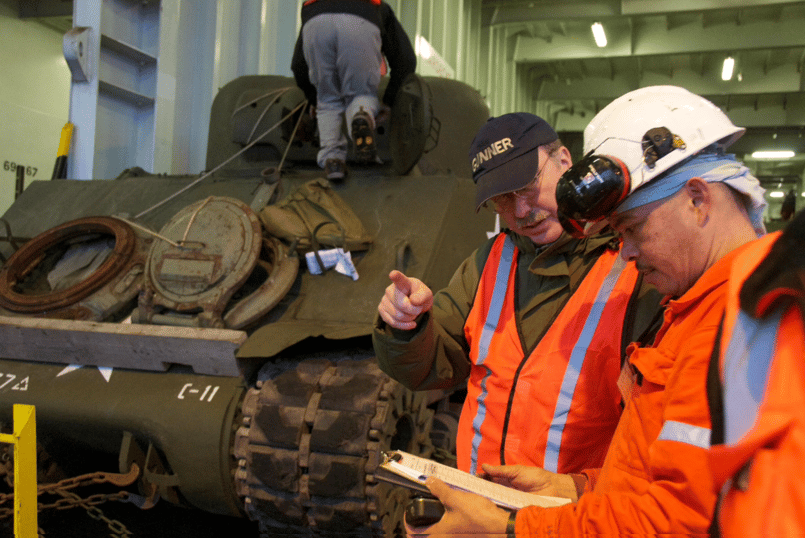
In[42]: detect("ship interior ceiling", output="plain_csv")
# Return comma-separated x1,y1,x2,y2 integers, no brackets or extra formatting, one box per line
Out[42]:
18,0,805,218
479,0,805,220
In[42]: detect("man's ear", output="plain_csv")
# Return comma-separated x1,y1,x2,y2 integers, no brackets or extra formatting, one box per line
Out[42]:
556,145,573,170
684,177,712,225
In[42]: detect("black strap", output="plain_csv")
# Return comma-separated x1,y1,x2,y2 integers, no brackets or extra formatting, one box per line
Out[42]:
707,314,726,446
623,305,665,393
506,509,518,538
620,272,644,368
310,220,346,273
706,313,726,538
635,305,665,350
617,273,656,408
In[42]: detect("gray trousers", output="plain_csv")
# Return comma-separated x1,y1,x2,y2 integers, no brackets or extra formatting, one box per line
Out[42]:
302,13,382,167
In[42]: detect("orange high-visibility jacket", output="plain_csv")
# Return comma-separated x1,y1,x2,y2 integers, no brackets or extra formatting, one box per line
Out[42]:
457,234,640,475
514,241,752,537
709,229,805,537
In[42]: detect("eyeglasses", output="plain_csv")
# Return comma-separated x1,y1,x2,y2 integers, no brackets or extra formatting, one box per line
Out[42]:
487,150,557,210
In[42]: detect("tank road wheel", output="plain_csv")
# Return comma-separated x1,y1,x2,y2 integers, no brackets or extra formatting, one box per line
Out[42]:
235,355,434,537
429,398,463,468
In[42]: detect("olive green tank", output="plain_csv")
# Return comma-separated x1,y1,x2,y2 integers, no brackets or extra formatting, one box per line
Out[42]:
0,74,492,536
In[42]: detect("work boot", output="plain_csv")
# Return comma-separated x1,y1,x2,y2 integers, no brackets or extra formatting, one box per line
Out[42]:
324,158,347,181
351,107,377,164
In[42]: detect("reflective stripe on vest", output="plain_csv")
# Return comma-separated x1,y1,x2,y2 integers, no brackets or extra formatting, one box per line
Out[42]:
469,235,516,475
722,307,782,445
658,420,711,449
543,254,627,471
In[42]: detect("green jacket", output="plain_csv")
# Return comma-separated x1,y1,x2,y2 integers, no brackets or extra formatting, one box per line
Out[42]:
372,230,662,392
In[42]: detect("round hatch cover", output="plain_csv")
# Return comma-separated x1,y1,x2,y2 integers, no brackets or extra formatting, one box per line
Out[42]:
145,196,262,311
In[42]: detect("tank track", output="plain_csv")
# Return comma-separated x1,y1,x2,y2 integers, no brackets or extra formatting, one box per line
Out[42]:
234,354,434,536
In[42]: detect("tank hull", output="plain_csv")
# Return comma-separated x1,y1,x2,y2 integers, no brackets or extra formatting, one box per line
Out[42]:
0,358,245,516
0,74,492,535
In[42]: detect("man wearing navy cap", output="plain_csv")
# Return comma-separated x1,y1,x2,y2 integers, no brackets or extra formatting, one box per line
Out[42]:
373,113,661,487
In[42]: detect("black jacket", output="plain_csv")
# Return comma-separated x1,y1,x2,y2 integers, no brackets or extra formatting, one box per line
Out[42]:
291,0,416,108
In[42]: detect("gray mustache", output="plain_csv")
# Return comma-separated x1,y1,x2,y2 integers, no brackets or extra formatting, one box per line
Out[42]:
515,209,550,228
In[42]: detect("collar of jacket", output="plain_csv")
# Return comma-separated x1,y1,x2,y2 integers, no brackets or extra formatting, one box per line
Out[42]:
741,213,805,318
508,230,613,257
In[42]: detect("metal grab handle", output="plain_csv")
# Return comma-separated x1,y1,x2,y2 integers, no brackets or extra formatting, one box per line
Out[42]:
395,241,412,273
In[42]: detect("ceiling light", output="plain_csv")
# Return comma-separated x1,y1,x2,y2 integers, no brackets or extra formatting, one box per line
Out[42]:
591,23,607,48
752,150,795,159
769,191,785,198
721,57,735,81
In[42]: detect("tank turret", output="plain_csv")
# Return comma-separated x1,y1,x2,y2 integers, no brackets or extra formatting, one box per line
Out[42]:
0,74,492,536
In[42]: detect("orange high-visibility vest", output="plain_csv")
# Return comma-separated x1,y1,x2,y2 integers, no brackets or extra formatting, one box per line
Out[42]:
457,233,640,474
710,231,805,537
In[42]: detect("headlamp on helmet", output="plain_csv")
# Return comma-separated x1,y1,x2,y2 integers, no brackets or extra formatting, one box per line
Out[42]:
642,127,686,169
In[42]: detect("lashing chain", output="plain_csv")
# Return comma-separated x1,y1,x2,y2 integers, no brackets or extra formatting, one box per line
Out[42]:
0,464,140,537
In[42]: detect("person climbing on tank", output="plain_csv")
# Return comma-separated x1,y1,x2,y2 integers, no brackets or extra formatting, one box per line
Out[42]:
291,0,416,181
373,112,663,483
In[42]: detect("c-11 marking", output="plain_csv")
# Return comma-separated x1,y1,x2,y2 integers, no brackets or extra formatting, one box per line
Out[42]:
178,383,219,402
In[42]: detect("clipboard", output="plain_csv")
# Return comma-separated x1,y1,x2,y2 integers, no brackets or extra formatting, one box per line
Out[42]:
374,450,572,511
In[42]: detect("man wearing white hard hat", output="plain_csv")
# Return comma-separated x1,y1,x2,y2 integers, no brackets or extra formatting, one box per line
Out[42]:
404,85,767,537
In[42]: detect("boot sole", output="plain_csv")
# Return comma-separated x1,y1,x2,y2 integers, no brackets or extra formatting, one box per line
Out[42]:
352,117,376,164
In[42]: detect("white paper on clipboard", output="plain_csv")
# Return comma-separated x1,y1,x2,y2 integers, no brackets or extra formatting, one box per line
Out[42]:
374,450,571,511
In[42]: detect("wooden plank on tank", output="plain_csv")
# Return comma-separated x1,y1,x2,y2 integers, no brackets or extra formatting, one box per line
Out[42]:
0,315,246,377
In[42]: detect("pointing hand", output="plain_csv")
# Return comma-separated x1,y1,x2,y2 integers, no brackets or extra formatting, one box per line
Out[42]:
377,270,434,330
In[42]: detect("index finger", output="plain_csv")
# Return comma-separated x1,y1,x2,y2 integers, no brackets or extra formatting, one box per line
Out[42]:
389,270,413,297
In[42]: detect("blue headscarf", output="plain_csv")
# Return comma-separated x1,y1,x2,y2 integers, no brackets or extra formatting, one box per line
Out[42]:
615,152,767,237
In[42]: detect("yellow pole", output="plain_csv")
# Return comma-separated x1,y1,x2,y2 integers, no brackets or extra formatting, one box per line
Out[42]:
51,122,74,180
0,404,38,538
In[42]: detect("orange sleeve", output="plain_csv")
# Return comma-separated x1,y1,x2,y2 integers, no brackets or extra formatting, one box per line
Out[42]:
579,468,600,493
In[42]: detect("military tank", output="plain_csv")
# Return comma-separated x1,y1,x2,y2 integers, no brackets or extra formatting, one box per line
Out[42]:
0,74,491,536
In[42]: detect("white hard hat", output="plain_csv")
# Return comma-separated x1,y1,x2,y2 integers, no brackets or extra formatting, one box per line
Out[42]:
583,85,745,188
555,86,746,236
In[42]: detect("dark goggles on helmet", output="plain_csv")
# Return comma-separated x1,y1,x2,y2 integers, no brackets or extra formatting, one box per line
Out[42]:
555,154,631,238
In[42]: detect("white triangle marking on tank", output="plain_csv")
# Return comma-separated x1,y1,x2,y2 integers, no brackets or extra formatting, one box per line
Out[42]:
57,365,81,377
56,364,114,382
98,367,113,382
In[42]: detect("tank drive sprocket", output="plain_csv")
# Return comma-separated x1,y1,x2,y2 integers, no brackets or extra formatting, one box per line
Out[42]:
234,354,434,536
